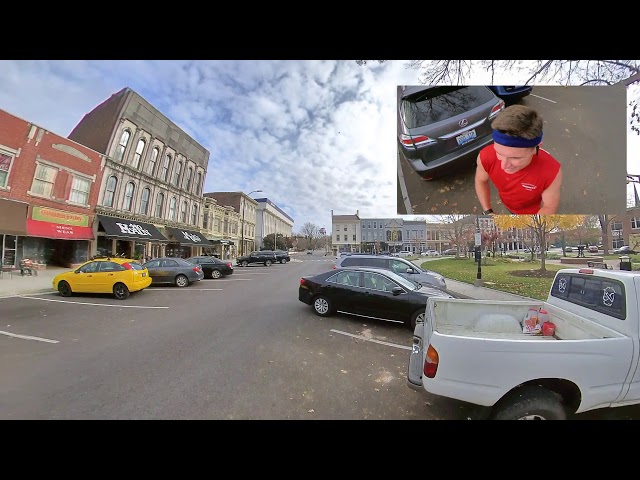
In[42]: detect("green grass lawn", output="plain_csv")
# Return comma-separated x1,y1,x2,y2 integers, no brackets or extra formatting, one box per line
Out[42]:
421,258,566,300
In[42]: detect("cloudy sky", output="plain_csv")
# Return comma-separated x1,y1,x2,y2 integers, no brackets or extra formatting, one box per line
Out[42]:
0,60,637,231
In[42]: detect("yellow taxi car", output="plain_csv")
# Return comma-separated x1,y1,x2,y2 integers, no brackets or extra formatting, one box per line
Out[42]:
52,256,152,300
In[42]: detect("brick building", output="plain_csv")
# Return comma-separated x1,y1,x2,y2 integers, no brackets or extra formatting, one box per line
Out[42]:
0,108,106,269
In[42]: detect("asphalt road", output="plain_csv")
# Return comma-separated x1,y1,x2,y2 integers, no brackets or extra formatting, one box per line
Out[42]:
1,251,639,420
398,85,628,216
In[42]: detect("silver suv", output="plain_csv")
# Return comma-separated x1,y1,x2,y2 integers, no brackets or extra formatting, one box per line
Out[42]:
335,254,446,289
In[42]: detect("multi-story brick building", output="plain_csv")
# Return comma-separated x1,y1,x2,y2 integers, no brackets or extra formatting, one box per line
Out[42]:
67,87,211,260
0,108,106,269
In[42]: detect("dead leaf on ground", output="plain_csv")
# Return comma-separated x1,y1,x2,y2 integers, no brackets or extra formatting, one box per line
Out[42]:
583,190,588,196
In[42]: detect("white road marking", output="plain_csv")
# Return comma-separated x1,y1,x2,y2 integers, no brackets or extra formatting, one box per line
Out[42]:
530,93,557,103
0,291,56,300
228,272,270,274
17,297,169,308
0,330,59,343
330,329,412,351
149,288,223,291
213,278,252,281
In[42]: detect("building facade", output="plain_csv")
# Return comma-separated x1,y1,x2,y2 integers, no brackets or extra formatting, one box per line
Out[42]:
254,197,294,249
331,210,361,255
0,108,105,269
67,87,211,260
203,191,259,256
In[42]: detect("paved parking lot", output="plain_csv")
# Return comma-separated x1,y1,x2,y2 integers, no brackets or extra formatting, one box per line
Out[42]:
398,85,627,215
2,252,639,419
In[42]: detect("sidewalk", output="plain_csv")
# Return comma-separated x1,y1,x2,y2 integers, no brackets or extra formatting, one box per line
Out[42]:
0,266,66,298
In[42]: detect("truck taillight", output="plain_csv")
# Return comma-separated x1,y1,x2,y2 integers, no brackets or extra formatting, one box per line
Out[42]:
424,344,439,378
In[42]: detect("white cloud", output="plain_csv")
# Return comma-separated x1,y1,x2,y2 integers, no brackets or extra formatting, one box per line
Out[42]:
0,60,636,230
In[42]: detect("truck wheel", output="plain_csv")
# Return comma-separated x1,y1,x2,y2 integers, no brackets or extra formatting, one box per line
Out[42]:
410,310,426,329
491,386,567,420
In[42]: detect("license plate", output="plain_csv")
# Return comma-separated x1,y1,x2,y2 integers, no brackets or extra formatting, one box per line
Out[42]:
456,129,476,146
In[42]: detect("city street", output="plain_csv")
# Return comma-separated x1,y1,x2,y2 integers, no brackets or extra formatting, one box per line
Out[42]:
1,252,639,420
398,86,627,215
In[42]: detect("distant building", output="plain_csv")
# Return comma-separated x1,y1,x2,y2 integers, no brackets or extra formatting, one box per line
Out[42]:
0,108,106,269
67,87,211,260
253,197,294,249
331,209,361,255
203,191,259,256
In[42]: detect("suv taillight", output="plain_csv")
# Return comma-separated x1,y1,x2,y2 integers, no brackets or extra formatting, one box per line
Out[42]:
489,99,505,119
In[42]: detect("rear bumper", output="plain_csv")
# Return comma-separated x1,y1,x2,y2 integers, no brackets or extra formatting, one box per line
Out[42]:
131,277,152,291
298,288,313,305
400,135,494,179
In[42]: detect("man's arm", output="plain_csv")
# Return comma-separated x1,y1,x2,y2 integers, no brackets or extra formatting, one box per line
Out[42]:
538,168,563,214
474,153,492,212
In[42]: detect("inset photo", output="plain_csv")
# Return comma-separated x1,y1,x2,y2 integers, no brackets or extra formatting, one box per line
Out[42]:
397,85,627,215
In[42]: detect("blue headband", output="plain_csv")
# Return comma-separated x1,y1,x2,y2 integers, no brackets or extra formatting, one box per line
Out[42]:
492,130,543,148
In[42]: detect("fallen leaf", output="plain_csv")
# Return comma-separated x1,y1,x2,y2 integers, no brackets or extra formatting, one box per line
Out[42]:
341,369,348,374
583,190,588,196
308,409,315,413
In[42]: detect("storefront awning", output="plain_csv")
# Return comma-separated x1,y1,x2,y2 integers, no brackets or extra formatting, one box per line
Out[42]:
165,227,211,246
97,215,167,242
0,198,28,236
210,239,235,245
27,219,94,240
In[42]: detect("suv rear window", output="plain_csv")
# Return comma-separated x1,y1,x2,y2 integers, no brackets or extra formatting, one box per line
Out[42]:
401,86,495,128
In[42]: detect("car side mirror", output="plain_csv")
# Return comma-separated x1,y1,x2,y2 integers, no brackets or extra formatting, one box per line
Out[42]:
75,270,81,274
406,268,414,274
391,287,404,296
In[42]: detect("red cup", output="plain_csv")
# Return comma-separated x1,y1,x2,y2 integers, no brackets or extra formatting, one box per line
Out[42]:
542,322,556,337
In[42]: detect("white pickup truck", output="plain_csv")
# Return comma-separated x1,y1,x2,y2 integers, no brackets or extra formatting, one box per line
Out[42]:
407,267,640,420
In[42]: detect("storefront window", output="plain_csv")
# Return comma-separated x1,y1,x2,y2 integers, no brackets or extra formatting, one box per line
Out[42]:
165,243,191,259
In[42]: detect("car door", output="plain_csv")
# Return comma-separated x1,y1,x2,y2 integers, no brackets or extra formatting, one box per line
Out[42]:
98,261,127,293
161,259,180,282
359,272,411,321
72,261,100,292
326,270,363,314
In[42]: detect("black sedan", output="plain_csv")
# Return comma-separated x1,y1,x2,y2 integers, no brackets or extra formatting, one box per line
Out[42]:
298,266,459,329
185,256,234,279
142,257,204,287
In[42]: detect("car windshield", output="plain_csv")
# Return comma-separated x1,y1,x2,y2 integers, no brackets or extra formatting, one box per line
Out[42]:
401,86,495,128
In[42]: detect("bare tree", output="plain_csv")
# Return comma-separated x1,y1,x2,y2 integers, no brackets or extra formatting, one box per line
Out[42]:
297,222,322,251
359,60,640,134
598,214,619,255
436,214,474,256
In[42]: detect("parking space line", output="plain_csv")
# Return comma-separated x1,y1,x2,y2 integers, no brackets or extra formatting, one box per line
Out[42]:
0,330,59,343
19,297,169,308
330,329,411,351
149,288,223,291
530,93,557,103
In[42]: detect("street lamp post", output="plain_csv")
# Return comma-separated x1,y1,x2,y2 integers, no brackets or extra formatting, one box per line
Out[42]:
241,189,262,257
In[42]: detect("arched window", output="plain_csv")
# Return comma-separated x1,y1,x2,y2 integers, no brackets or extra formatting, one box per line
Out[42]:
180,200,188,223
185,167,193,192
103,175,118,207
123,182,135,211
196,171,203,195
155,192,164,218
161,154,172,182
132,139,145,169
191,204,198,225
139,187,151,215
169,197,177,221
114,130,131,162
146,147,159,176
173,161,182,187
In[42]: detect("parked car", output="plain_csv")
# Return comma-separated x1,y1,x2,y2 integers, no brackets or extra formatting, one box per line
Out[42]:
421,250,440,257
588,246,599,253
487,86,533,104
299,266,459,329
397,250,414,258
52,256,151,300
565,246,574,252
259,249,290,264
143,257,204,287
397,85,504,180
442,248,459,256
334,254,447,289
186,256,234,279
614,246,637,255
307,251,313,255
236,250,277,267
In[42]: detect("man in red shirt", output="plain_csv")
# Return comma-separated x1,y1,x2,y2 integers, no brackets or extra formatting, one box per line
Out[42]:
475,104,562,215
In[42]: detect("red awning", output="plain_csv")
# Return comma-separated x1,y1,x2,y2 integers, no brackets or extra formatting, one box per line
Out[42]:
26,219,94,240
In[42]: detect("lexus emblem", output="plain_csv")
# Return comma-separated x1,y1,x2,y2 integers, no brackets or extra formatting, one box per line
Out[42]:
459,118,468,127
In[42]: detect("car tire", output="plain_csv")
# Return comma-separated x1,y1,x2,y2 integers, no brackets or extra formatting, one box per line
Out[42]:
241,260,248,267
211,269,222,279
410,310,426,329
175,274,189,287
280,259,287,264
490,386,567,420
312,295,334,317
265,260,272,266
113,282,130,300
58,281,73,297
